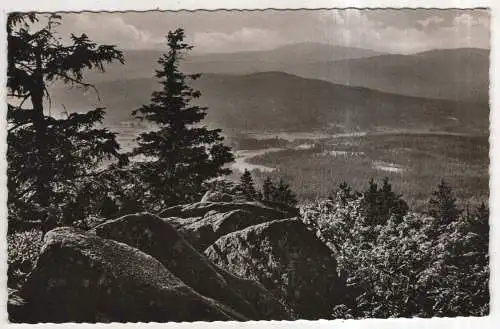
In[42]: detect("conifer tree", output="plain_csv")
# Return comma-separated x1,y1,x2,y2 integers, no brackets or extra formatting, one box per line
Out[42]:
362,178,380,225
460,201,489,255
262,176,274,201
427,179,462,225
132,29,234,208
361,177,408,226
337,181,356,204
379,177,408,221
475,202,489,230
472,202,489,253
272,179,298,206
7,13,125,228
239,169,258,200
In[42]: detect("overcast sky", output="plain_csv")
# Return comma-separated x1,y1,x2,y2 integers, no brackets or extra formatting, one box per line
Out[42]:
54,9,490,54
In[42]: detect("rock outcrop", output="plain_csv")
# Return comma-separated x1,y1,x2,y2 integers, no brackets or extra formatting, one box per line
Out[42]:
205,218,345,319
18,227,245,323
160,201,298,251
91,213,289,320
11,198,344,322
200,190,235,203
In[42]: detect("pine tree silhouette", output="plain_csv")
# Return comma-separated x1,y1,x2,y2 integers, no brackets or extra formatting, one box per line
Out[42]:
7,13,125,229
239,169,258,200
273,179,298,206
427,179,462,225
262,177,274,201
132,29,234,208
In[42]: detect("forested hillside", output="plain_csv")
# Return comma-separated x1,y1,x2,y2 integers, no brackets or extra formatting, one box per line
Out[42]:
287,48,489,102
49,72,488,132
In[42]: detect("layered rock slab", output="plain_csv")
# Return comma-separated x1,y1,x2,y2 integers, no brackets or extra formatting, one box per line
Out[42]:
205,218,346,319
160,201,298,251
17,227,245,323
91,212,289,320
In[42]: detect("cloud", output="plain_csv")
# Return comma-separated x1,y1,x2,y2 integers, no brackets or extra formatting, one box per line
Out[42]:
417,16,445,29
314,9,489,53
435,12,490,49
193,28,282,53
55,10,490,54
453,12,489,28
61,13,163,49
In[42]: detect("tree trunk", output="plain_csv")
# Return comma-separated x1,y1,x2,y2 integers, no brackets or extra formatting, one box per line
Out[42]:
30,44,51,223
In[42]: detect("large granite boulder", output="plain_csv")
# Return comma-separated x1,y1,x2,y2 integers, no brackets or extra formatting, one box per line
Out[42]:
205,218,346,319
200,190,235,203
216,268,294,319
160,201,298,251
16,227,245,323
159,200,297,220
7,288,26,322
91,213,289,320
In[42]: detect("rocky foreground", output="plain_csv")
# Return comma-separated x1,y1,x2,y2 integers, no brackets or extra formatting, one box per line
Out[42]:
9,197,347,323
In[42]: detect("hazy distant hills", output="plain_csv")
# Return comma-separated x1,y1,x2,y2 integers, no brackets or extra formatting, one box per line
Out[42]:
286,48,489,103
81,43,382,83
184,43,382,73
47,43,489,133
48,71,488,133
79,44,489,104
192,72,487,132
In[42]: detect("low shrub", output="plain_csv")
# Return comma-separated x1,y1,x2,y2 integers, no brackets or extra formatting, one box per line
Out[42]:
300,180,489,318
7,229,44,289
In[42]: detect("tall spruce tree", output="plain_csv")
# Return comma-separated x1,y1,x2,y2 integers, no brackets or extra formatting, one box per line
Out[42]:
132,29,234,208
262,176,274,201
337,181,356,204
239,169,258,200
362,178,380,225
379,177,409,222
7,13,125,229
272,179,298,206
361,177,408,226
427,179,462,225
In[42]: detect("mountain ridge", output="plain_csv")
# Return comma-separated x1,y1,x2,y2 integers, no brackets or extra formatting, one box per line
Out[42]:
285,47,489,102
48,70,488,133
75,45,488,103
78,43,384,84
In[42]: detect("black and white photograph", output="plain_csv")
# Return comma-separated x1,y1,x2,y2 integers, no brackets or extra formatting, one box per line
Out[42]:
4,4,492,324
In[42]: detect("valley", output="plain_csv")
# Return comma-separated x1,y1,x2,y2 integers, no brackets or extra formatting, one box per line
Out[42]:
241,131,489,210
45,44,490,209
107,120,488,210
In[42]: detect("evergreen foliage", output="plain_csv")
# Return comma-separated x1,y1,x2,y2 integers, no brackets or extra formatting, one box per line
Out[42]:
260,176,298,206
238,169,258,200
335,181,357,204
427,179,462,226
7,13,125,229
132,29,234,209
262,177,274,201
301,180,489,318
361,177,409,226
273,179,298,206
204,179,238,195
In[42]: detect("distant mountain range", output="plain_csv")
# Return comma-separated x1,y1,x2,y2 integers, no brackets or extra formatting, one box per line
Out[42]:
48,71,488,133
285,48,489,103
185,43,382,73
80,43,383,83
77,43,488,103
46,43,489,133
